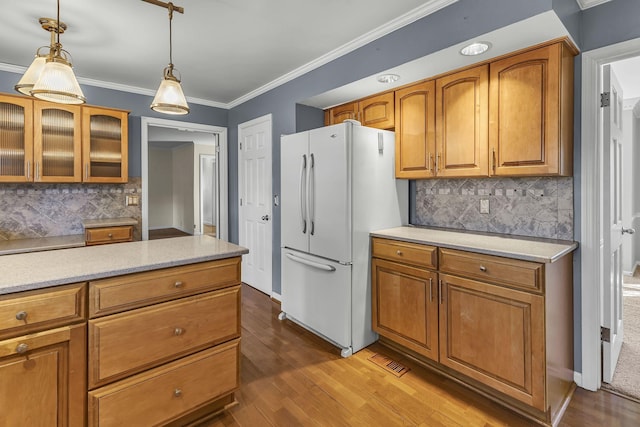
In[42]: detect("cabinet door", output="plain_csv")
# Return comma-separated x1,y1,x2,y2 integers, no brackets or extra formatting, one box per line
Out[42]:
394,80,436,179
82,106,129,183
33,101,82,182
436,65,488,177
325,102,358,126
489,43,571,176
372,258,439,361
358,91,394,129
0,94,33,182
0,324,86,427
438,274,545,411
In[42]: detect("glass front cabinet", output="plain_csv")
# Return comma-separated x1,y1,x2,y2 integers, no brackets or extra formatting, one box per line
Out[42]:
0,93,129,184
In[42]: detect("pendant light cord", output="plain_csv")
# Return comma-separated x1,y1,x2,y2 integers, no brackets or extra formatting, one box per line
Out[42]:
56,0,61,48
168,2,173,67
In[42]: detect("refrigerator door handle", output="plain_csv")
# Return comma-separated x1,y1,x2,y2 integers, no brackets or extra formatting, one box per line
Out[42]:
285,253,336,271
299,154,307,234
309,153,315,235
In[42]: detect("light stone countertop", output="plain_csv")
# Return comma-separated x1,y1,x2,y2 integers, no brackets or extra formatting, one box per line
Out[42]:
82,217,138,228
0,235,248,295
371,226,577,263
0,235,86,256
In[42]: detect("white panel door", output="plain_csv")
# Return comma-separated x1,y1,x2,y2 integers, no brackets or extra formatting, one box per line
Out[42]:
309,125,351,262
238,115,272,295
602,65,625,383
280,132,310,253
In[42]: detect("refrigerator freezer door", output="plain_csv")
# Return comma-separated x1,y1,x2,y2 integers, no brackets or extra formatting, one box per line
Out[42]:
281,131,310,253
281,248,352,350
308,125,351,262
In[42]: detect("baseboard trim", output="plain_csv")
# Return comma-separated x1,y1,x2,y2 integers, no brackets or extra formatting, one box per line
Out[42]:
574,371,583,388
271,292,282,303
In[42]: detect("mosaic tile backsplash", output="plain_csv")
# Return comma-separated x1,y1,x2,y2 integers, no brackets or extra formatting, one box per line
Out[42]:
0,177,142,241
414,177,573,240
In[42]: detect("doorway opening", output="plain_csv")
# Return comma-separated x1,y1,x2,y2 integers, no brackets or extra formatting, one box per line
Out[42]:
141,117,228,241
580,38,640,394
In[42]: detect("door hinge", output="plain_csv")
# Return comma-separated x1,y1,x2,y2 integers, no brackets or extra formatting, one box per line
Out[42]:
239,142,243,150
601,326,611,343
600,92,610,108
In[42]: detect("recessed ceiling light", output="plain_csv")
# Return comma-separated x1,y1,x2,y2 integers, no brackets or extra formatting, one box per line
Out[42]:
460,42,491,56
377,74,400,84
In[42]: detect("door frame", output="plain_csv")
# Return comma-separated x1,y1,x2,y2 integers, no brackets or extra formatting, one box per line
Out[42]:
199,154,218,236
141,117,228,241
579,37,640,391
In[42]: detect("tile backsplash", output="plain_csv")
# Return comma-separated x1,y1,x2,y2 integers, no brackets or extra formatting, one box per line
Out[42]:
414,177,573,240
0,177,142,241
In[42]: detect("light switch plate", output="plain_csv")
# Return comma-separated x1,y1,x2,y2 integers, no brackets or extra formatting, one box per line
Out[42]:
126,195,139,206
480,199,489,214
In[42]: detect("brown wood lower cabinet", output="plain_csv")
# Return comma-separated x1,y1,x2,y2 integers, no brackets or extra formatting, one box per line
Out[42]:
371,237,574,426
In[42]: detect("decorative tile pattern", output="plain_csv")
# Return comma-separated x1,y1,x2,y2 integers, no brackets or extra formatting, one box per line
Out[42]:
414,177,574,240
0,178,142,241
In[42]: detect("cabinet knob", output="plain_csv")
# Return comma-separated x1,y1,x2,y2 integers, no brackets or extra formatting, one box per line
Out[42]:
174,327,184,336
174,281,184,288
174,388,183,398
396,250,403,256
479,265,487,272
108,233,113,238
15,311,28,321
15,343,29,354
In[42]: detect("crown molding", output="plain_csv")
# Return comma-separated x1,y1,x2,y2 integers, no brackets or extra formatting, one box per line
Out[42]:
575,0,612,10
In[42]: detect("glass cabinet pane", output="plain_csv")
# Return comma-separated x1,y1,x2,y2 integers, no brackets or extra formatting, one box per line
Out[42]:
40,108,76,178
0,97,32,181
89,115,122,178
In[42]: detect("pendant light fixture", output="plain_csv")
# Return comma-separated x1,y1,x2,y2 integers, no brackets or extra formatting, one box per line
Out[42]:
28,0,86,104
146,0,189,115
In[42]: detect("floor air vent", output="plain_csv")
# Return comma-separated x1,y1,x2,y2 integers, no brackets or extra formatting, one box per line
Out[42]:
368,353,410,377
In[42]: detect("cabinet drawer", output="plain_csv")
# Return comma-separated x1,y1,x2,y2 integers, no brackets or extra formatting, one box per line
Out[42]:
88,285,240,388
85,226,133,245
89,257,241,317
439,248,543,292
88,339,239,427
0,283,86,340
372,237,437,269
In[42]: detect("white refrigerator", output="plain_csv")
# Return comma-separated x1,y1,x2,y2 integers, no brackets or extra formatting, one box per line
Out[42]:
279,121,407,357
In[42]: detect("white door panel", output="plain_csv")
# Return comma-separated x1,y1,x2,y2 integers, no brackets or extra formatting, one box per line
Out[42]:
281,132,310,253
281,249,351,348
238,115,272,295
602,65,624,383
309,125,351,262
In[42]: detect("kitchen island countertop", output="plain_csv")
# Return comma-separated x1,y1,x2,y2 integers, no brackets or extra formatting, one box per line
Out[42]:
371,226,577,263
0,235,248,295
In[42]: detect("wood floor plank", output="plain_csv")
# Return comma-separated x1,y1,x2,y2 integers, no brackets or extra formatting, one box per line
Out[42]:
197,284,640,427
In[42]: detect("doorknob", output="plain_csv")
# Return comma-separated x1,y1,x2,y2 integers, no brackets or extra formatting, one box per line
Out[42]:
622,227,636,235
262,214,270,221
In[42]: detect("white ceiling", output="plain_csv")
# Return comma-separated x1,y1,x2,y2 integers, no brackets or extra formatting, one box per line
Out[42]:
0,0,633,111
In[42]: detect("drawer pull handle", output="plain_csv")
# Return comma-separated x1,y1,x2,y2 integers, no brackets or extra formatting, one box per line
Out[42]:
16,343,29,354
108,233,113,238
15,311,28,321
396,250,403,256
479,265,487,272
174,327,184,336
174,388,183,398
174,281,184,288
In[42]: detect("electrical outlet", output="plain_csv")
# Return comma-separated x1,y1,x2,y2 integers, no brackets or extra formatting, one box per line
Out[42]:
126,195,139,206
480,199,489,214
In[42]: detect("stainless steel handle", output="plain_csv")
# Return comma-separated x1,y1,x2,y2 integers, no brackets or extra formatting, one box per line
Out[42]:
479,265,487,272
174,281,184,288
309,153,315,236
285,253,336,271
26,161,31,180
16,343,29,354
300,154,307,234
174,327,184,336
85,163,89,180
438,279,443,305
429,278,433,302
173,388,182,398
108,233,113,238
15,311,27,321
622,227,636,235
262,214,270,221
35,162,40,181
435,153,440,174
492,148,496,173
427,152,432,172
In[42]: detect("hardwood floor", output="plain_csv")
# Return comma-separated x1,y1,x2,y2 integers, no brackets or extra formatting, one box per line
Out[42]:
148,228,191,240
200,284,640,426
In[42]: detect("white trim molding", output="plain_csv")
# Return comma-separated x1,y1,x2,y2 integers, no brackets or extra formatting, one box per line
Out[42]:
576,0,613,10
580,37,640,392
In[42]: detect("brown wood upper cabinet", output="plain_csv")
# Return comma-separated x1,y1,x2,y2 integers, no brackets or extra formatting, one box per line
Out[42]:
489,42,574,176
82,106,129,183
435,64,489,177
324,91,395,129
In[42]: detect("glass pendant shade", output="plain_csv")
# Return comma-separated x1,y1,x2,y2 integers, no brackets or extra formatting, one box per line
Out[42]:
31,58,86,104
15,53,47,95
151,72,189,115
